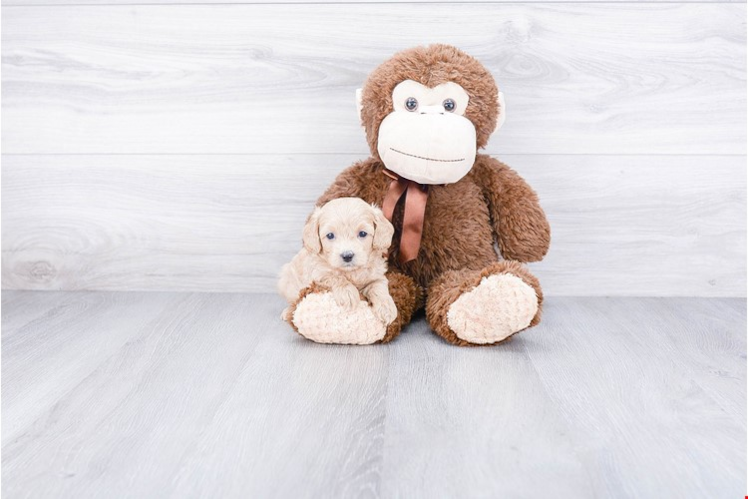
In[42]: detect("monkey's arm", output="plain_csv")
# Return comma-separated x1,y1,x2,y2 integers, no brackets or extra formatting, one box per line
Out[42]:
316,159,387,206
473,155,550,263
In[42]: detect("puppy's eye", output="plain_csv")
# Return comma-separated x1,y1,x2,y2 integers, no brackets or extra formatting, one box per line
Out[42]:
443,98,456,112
405,97,418,112
326,233,335,240
358,231,368,238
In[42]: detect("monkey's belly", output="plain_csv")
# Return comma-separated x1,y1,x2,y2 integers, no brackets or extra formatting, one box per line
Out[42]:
398,180,498,288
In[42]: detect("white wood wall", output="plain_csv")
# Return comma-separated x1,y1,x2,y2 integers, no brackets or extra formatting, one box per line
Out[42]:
2,2,746,296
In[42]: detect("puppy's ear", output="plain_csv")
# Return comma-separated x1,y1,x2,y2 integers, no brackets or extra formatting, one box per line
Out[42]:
302,207,323,254
371,205,395,253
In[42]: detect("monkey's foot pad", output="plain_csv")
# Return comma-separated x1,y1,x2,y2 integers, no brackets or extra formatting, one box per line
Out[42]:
292,292,386,345
447,273,538,345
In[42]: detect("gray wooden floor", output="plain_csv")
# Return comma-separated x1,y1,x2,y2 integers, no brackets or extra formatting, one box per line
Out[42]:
2,291,745,498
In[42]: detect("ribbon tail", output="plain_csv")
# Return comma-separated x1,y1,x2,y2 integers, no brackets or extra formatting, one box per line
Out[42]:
399,182,428,264
380,170,429,264
382,178,408,222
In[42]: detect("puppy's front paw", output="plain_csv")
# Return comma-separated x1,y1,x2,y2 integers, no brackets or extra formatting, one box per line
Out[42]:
333,285,361,309
371,294,397,325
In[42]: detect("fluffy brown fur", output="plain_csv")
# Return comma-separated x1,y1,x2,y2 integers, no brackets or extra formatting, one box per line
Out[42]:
426,261,543,346
382,271,424,343
291,45,550,346
361,44,500,154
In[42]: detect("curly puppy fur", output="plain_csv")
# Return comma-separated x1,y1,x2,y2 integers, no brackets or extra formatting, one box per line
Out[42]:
302,44,551,345
278,198,396,325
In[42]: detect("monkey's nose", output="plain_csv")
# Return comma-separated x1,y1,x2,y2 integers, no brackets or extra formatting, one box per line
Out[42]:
341,251,354,263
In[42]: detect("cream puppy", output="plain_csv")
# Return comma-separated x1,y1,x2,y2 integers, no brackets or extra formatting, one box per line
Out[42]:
279,197,397,325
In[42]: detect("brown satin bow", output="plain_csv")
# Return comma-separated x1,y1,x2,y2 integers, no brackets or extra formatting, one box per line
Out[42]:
381,169,429,264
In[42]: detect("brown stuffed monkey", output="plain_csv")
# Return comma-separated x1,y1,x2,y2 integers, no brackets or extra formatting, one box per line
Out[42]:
287,44,550,346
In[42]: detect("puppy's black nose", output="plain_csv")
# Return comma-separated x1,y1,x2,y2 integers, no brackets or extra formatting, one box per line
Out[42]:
341,251,354,263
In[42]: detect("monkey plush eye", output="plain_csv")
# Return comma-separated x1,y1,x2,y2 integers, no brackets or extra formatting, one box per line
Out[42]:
405,97,418,112
358,231,368,238
443,99,456,112
326,233,335,240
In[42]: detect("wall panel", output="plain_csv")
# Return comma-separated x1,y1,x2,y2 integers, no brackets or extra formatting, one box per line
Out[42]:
3,154,744,296
2,3,745,155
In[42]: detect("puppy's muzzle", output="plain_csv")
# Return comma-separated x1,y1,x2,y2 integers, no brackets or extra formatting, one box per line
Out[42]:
341,251,355,263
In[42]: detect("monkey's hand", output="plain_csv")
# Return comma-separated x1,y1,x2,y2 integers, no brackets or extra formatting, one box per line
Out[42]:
474,156,550,263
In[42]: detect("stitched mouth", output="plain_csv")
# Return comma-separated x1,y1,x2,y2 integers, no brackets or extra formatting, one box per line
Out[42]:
390,148,464,163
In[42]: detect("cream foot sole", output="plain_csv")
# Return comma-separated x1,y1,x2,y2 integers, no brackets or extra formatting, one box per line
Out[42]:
447,273,538,344
292,292,386,345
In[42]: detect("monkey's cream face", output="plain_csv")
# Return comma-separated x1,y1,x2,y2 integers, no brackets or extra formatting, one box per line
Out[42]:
377,80,477,185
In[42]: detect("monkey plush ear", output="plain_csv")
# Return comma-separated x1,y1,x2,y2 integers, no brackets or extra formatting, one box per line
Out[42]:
495,91,506,132
302,207,323,254
356,88,364,122
371,205,395,253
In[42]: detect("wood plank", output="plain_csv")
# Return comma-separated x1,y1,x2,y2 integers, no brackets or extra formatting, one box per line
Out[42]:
2,292,389,498
1,292,745,497
2,154,745,296
641,298,747,418
1,290,70,333
379,296,747,497
2,3,745,155
1,291,189,446
168,298,389,498
379,317,595,498
2,292,275,497
522,297,746,498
